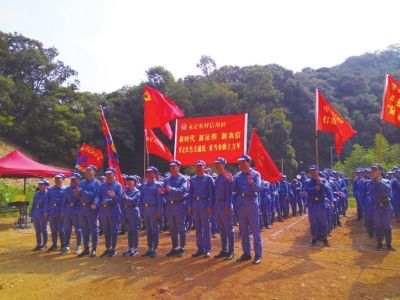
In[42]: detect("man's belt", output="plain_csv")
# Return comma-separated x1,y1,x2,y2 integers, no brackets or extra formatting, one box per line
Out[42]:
143,203,157,207
167,196,184,205
378,197,390,207
69,202,80,207
102,202,115,208
215,198,226,202
81,201,92,207
125,204,137,209
239,193,257,198
313,197,323,201
36,204,44,209
52,203,61,207
194,196,208,201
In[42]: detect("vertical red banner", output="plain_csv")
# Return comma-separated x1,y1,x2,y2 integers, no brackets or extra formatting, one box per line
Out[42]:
174,114,247,165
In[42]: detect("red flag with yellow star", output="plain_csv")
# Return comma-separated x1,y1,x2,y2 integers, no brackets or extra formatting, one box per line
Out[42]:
248,129,282,183
316,89,357,154
381,74,400,127
144,86,184,139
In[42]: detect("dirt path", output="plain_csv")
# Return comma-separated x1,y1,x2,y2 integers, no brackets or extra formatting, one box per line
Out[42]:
0,209,399,299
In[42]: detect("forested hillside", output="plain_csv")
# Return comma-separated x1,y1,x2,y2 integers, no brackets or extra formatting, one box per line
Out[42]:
1,31,400,176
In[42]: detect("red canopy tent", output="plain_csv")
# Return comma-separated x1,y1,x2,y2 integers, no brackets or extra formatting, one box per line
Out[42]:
0,150,73,193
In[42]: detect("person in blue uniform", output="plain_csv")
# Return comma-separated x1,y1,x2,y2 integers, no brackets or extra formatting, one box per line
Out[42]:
353,169,363,221
97,167,122,257
44,173,66,253
361,168,374,238
162,160,189,257
76,165,101,257
368,166,396,251
304,165,330,247
391,169,400,223
213,157,235,260
260,180,272,230
188,160,215,258
233,154,262,265
122,175,141,257
291,178,303,216
140,167,163,258
278,176,290,219
30,179,49,251
61,172,82,255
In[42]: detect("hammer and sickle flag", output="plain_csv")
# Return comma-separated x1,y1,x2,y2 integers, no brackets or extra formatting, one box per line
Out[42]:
144,86,184,139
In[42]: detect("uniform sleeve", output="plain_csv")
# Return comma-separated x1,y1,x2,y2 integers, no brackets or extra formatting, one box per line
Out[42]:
208,176,215,209
61,189,67,214
94,185,101,206
30,192,37,217
113,183,123,205
188,178,193,208
157,183,163,215
250,171,262,193
44,190,50,214
226,179,233,209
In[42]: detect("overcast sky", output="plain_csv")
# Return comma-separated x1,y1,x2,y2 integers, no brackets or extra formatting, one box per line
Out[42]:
1,0,399,93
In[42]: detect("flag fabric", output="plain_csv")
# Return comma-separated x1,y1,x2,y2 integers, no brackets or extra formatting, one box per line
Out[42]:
248,129,282,183
174,114,248,165
75,144,104,172
145,129,174,162
316,89,357,154
144,86,184,139
100,106,124,187
381,74,400,127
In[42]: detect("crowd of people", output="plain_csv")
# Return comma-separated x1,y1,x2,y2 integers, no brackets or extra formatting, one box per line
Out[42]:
29,155,397,268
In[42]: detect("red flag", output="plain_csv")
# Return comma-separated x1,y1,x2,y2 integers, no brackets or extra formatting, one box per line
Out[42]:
144,86,184,139
159,122,173,140
381,74,400,127
100,107,124,187
145,129,174,162
248,129,282,183
75,144,104,172
316,89,357,154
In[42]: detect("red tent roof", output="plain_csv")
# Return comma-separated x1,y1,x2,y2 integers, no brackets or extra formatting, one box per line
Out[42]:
0,150,72,178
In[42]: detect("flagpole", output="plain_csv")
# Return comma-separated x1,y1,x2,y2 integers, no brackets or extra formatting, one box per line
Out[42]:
247,128,255,155
378,74,389,164
144,129,147,178
315,89,320,168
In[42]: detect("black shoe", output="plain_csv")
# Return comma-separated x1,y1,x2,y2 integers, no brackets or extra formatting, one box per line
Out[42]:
387,246,396,252
90,250,96,257
108,249,116,257
177,248,185,257
376,245,384,252
214,250,228,258
225,253,235,260
129,249,138,257
323,239,330,247
47,245,58,253
118,231,126,236
204,252,211,258
123,249,132,256
236,254,252,262
99,231,104,236
33,245,41,251
142,249,152,257
191,251,204,258
100,249,110,258
150,250,158,258
266,225,271,229
77,249,90,257
166,248,178,257
310,238,318,246
253,256,261,265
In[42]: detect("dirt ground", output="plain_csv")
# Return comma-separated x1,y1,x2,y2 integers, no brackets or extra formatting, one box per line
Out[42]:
0,209,399,300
